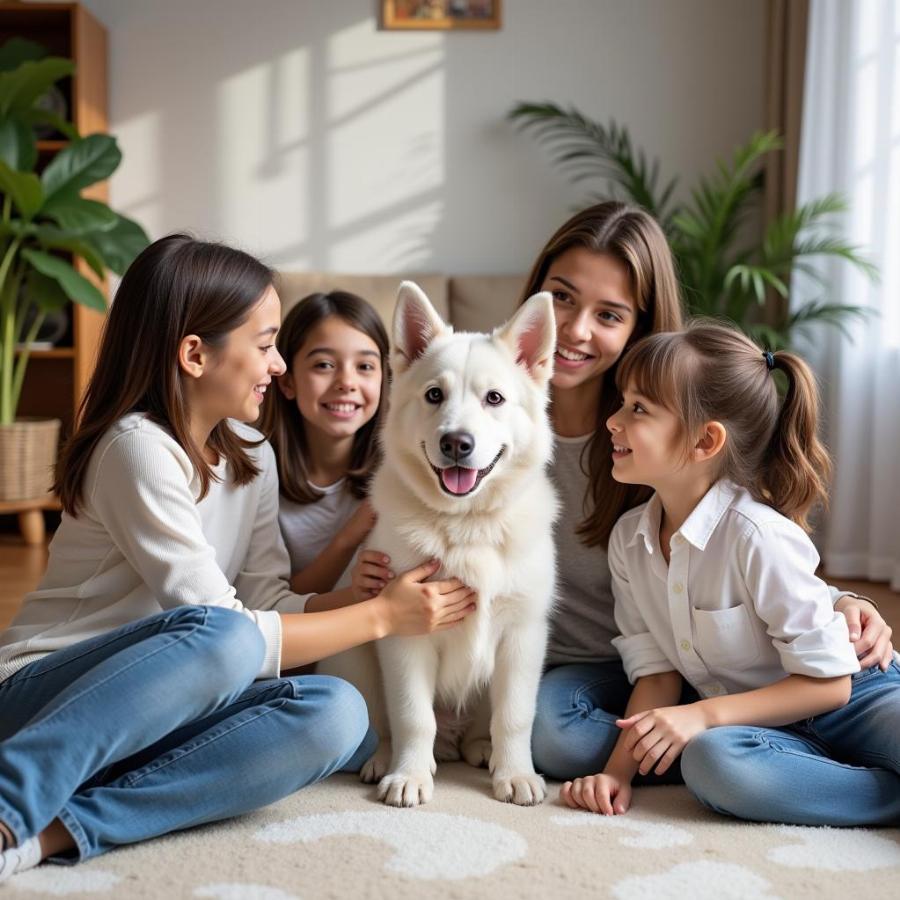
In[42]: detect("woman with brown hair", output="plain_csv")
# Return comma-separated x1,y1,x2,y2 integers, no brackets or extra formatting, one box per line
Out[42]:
518,202,892,783
0,234,476,883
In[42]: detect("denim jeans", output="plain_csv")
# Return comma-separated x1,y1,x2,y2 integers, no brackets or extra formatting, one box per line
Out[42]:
0,606,375,862
531,661,696,784
681,661,900,826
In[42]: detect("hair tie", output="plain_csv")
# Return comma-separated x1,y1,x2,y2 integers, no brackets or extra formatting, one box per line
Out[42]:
763,350,775,371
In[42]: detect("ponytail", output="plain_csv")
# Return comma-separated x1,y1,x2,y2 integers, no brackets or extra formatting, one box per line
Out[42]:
762,352,831,530
617,322,832,532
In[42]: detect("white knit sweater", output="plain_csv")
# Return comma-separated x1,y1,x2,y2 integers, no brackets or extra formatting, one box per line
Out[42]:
0,414,312,683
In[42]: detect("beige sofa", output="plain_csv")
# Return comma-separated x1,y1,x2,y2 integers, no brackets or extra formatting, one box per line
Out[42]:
274,272,528,334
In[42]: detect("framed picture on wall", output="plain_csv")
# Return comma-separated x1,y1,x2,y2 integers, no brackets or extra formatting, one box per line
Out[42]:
381,1,502,30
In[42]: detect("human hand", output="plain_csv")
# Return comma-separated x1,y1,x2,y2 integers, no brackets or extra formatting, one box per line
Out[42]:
617,703,711,776
377,559,477,637
560,771,632,815
835,594,893,670
351,549,393,602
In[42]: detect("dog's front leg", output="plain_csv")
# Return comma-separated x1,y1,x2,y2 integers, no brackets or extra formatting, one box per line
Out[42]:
376,637,439,807
489,619,548,805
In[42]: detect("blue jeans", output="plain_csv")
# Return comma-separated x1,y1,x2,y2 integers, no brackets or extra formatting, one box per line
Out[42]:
681,662,900,826
0,606,375,862
531,661,695,783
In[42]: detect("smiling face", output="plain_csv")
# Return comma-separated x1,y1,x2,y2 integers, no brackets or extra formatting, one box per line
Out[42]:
606,382,691,491
278,315,383,443
194,285,286,425
541,247,639,394
384,282,555,512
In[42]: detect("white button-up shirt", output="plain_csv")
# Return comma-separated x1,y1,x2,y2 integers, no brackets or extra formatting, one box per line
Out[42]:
609,481,860,699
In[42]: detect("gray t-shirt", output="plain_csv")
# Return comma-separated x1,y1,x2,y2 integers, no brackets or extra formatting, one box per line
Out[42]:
278,479,360,575
546,434,619,665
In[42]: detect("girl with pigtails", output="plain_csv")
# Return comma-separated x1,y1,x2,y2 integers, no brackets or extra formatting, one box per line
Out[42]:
563,321,900,825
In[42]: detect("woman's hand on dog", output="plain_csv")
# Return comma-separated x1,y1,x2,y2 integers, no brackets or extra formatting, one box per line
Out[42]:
351,549,394,602
373,557,477,636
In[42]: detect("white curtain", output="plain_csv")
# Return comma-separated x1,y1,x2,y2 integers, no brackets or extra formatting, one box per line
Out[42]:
795,0,900,590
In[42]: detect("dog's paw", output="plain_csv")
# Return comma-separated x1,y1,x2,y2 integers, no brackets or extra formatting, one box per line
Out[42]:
377,771,434,807
461,737,492,769
492,772,546,806
360,744,392,784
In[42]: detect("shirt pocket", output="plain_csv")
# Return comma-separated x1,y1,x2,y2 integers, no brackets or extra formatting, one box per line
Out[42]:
692,603,762,670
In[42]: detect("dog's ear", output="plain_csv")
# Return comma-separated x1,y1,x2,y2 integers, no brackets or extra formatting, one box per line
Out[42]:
392,281,450,372
495,292,556,385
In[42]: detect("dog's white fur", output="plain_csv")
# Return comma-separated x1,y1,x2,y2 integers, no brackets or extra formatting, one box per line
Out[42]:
318,282,558,807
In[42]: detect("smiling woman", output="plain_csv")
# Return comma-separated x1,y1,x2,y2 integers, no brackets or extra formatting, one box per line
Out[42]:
0,236,478,884
510,202,896,793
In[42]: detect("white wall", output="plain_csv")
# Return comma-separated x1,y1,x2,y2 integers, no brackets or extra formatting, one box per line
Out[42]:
77,0,766,275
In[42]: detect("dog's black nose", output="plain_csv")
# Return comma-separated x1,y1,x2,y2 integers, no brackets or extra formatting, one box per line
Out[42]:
440,431,475,461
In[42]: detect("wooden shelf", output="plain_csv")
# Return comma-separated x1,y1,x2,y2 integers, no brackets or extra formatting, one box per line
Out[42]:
15,347,75,359
37,139,68,153
0,2,108,546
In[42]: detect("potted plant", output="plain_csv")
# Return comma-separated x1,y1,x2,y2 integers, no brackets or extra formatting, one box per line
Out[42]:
0,38,149,500
508,101,876,349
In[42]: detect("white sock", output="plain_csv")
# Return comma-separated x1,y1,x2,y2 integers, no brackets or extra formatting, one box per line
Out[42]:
0,835,42,883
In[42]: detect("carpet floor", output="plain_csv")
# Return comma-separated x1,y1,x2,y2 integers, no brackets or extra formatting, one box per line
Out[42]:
4,763,899,899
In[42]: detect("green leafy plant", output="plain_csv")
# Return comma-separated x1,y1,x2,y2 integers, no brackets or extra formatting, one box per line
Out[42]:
508,101,877,349
0,38,149,424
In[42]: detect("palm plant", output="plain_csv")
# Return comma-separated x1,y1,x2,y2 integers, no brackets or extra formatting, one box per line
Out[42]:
0,38,149,424
508,101,876,349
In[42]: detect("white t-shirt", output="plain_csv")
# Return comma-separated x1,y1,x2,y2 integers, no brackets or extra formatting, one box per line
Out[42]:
546,434,619,665
0,414,312,684
609,480,860,698
278,480,361,575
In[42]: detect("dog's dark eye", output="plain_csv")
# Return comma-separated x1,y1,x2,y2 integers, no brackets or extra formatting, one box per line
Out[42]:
485,390,505,406
425,387,444,404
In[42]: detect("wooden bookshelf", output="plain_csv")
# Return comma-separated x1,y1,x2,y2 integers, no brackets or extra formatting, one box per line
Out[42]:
0,2,108,539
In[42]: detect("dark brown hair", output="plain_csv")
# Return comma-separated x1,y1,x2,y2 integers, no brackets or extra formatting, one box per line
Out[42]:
520,201,685,546
56,234,274,515
260,291,389,504
616,320,831,530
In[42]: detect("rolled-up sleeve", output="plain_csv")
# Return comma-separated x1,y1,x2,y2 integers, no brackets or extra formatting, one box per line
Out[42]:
741,522,859,678
609,524,674,683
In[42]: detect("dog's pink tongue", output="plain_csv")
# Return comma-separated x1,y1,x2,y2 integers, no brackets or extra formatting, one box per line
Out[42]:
441,466,478,495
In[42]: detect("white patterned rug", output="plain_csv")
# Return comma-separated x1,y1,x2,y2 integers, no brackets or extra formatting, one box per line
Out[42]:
4,763,899,899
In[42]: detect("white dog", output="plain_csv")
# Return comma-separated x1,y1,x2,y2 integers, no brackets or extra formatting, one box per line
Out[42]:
319,281,558,807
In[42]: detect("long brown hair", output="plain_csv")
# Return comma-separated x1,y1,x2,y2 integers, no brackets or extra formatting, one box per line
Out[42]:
56,234,274,515
260,291,389,504
616,320,831,530
520,201,684,546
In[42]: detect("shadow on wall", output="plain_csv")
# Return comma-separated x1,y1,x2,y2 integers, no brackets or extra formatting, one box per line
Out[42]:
89,0,450,274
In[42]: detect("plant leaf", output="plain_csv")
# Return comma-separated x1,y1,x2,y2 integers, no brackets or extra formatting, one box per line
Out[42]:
86,213,151,275
0,116,36,171
31,225,106,278
24,266,69,312
0,58,74,118
508,101,679,227
41,134,121,202
40,194,118,234
20,247,106,311
20,108,78,140
0,158,42,219
0,37,48,72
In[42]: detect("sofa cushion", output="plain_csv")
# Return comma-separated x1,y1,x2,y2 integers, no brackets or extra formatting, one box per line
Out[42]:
274,272,449,329
448,275,526,333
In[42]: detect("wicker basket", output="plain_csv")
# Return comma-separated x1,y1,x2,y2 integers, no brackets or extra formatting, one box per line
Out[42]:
0,418,61,501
